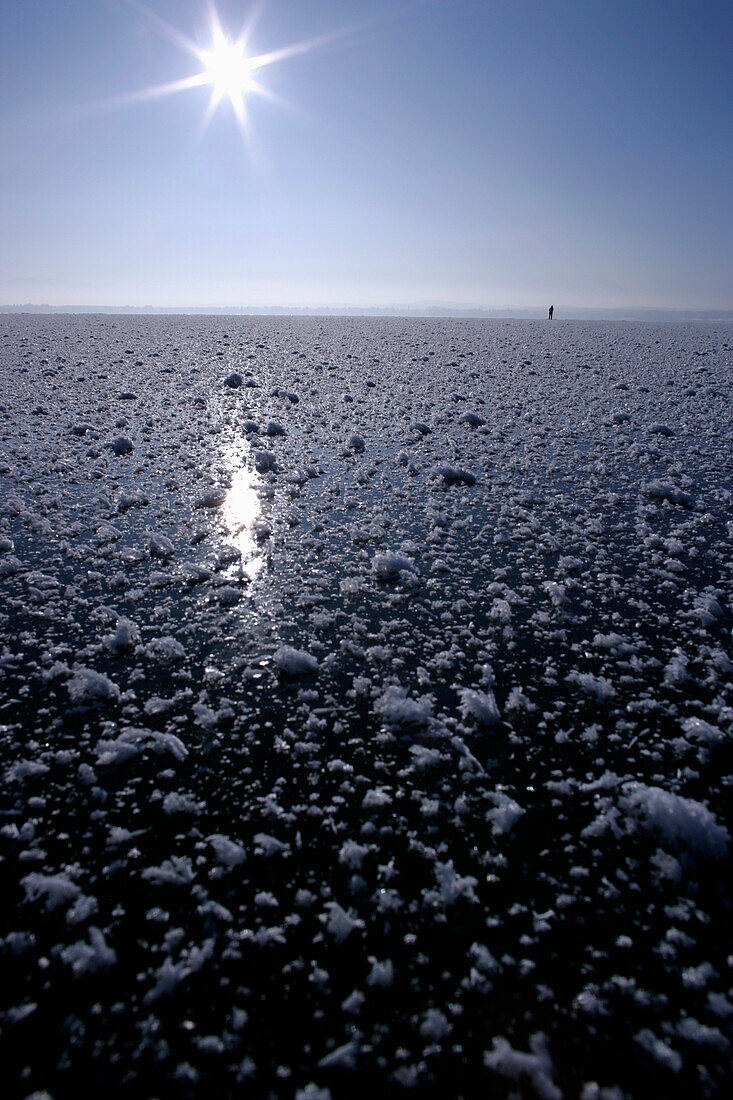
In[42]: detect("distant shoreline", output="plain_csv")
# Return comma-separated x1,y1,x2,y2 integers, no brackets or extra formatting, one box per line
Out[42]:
1,305,732,323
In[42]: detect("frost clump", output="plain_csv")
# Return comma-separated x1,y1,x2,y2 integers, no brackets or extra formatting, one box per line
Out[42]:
195,486,228,508
505,686,536,713
484,1033,561,1100
295,1085,332,1100
486,790,525,835
642,480,693,507
460,411,486,428
68,667,120,705
320,901,365,944
664,651,690,684
338,840,371,869
162,791,202,816
433,860,478,905
141,856,195,886
253,833,290,857
420,1007,452,1041
145,939,214,1002
273,645,319,674
620,782,729,858
372,551,418,582
143,636,186,661
207,834,246,867
688,594,724,627
253,449,276,472
0,555,23,577
5,759,49,783
634,1029,682,1073
149,534,174,559
593,633,637,657
105,617,140,652
60,927,116,975
565,670,615,701
22,872,82,912
94,726,187,765
435,464,477,485
117,489,149,511
680,716,726,745
21,872,97,925
374,685,432,730
109,435,133,455
366,957,394,986
459,687,501,726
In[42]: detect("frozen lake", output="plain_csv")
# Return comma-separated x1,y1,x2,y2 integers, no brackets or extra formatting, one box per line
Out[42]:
1,314,732,1097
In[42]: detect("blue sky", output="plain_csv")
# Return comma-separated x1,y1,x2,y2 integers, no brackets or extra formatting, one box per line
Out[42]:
1,0,731,310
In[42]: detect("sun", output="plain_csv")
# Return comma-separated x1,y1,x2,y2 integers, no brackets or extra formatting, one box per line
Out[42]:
201,30,255,112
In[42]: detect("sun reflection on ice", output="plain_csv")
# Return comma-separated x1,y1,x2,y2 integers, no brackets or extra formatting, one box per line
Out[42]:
221,465,266,580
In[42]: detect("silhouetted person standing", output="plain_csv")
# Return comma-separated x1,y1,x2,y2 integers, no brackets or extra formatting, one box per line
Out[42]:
548,305,554,319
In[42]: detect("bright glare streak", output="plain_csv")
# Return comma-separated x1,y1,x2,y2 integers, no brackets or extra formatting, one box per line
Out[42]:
221,465,265,579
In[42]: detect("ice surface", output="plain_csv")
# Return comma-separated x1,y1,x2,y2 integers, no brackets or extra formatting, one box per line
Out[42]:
1,315,732,1096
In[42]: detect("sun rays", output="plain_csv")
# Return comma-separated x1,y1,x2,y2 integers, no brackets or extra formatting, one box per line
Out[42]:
118,0,358,143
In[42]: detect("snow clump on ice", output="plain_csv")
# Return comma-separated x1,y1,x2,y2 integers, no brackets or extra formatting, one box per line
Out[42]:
620,783,729,858
374,685,433,730
67,667,121,705
273,645,319,675
372,550,418,581
458,687,501,726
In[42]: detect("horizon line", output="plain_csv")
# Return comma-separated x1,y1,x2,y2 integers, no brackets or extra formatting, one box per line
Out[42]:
2,303,732,322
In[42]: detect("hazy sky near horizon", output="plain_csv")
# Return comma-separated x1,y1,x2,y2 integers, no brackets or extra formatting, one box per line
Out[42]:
1,0,731,310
